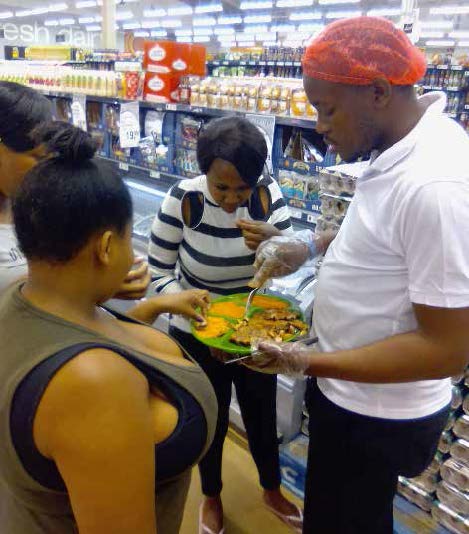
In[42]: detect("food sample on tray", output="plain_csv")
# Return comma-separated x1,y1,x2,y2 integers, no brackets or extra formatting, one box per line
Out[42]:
194,316,230,339
209,301,245,319
230,309,308,346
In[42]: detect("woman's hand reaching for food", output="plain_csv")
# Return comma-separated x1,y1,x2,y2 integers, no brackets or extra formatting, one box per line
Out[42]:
244,339,317,376
127,290,210,325
113,257,152,300
236,219,282,251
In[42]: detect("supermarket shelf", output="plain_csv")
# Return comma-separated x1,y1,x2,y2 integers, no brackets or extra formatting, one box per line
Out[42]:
427,64,467,71
421,85,467,92
208,60,302,68
40,90,317,128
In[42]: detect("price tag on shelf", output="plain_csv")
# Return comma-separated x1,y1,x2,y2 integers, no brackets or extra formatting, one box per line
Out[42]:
249,61,256,65
222,61,229,65
212,61,220,65
290,208,302,220
71,94,87,131
119,162,129,172
119,101,140,149
150,170,161,179
166,103,177,111
307,213,317,224
259,61,266,66
267,61,275,66
240,61,246,66
277,61,285,66
437,65,448,70
285,61,293,66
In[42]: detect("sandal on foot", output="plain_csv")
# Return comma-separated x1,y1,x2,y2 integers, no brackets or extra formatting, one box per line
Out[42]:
199,504,225,534
266,502,303,533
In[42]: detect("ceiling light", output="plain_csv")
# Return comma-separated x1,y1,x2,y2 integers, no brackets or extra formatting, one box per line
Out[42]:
194,27,213,35
85,25,101,31
425,40,456,47
271,24,296,32
458,41,469,47
289,11,322,20
367,8,401,16
450,31,469,38
141,20,164,28
218,15,242,24
218,34,235,41
214,27,235,34
177,36,192,42
122,22,140,29
195,4,223,13
262,40,278,45
244,24,268,33
319,0,360,4
175,29,193,36
49,3,68,11
143,8,166,17
219,40,236,47
430,6,469,15
325,10,362,18
298,23,324,32
79,16,95,23
240,0,272,9
244,14,271,23
59,17,75,24
0,11,13,19
194,35,211,42
168,6,193,15
420,20,453,29
419,31,444,38
44,19,59,25
116,11,133,21
237,40,255,46
277,0,313,7
134,30,150,37
160,18,182,28
193,16,216,26
256,32,273,40
75,0,96,7
150,29,167,37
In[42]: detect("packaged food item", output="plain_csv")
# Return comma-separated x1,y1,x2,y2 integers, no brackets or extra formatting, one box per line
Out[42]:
410,468,439,494
143,72,179,103
453,415,469,441
436,481,469,517
139,136,156,168
431,502,469,534
291,88,307,117
438,430,454,454
452,385,464,410
440,458,469,493
450,439,469,465
398,477,434,512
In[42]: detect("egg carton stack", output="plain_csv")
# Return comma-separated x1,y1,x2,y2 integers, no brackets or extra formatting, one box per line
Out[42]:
316,166,356,235
399,369,469,534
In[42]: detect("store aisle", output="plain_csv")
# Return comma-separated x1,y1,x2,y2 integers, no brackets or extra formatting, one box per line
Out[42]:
180,430,302,534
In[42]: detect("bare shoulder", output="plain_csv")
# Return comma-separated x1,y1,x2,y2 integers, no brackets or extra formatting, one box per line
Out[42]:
34,348,149,458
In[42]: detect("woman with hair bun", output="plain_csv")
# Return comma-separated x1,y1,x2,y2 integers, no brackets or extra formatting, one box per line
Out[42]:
0,122,217,534
0,81,150,298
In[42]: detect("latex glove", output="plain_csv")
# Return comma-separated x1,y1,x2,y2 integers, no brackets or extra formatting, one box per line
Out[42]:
249,229,338,288
236,219,281,251
249,236,312,288
113,257,152,300
244,339,316,377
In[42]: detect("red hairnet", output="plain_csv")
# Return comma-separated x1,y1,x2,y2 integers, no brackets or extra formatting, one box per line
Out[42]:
302,17,427,86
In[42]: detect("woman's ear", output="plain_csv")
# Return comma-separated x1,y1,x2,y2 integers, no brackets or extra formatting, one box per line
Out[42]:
95,230,113,266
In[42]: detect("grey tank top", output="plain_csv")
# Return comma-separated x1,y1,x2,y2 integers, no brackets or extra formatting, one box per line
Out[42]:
0,283,217,534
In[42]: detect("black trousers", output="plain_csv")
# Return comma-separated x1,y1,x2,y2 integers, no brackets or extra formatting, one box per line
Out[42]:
303,380,450,534
170,327,281,497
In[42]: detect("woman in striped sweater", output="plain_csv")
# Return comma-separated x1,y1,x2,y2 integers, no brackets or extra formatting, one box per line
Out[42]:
148,117,302,534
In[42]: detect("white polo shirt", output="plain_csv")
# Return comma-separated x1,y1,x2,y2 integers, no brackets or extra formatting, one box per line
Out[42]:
313,92,469,420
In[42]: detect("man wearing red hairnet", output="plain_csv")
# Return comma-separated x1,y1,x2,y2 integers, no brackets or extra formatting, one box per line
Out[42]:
251,17,469,533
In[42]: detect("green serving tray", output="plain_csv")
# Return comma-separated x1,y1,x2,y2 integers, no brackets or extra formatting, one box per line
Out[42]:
191,293,305,355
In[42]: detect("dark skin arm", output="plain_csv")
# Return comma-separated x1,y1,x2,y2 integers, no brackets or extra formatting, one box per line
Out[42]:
306,305,469,381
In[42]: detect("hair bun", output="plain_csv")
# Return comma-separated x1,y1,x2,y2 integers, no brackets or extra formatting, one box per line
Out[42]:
34,121,97,163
